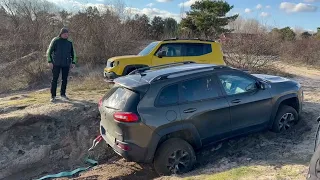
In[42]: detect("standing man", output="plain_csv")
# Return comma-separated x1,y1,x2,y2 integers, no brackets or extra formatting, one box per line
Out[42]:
47,27,77,102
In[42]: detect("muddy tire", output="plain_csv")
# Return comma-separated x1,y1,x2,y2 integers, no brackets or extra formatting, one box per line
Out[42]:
153,138,196,176
272,105,298,133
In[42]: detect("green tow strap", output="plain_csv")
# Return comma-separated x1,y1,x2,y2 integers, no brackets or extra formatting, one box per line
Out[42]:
36,157,98,180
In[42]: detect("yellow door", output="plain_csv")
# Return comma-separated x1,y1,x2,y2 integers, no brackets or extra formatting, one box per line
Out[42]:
152,43,184,66
183,43,211,64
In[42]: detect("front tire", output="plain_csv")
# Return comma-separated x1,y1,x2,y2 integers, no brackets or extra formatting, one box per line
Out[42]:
153,138,196,176
272,105,298,133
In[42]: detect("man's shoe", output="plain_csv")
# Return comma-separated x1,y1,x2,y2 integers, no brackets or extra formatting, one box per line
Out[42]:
50,97,56,102
61,95,69,100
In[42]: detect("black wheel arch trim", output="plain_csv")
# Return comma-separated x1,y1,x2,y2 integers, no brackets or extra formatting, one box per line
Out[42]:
122,64,149,75
144,123,202,163
268,93,299,129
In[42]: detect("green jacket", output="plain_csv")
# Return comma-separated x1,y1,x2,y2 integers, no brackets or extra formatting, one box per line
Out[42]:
46,37,77,67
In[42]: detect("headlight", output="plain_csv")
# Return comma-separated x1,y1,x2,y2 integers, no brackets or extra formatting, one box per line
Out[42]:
107,60,119,68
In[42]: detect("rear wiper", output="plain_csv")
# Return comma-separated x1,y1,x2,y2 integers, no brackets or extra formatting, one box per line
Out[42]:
104,105,119,110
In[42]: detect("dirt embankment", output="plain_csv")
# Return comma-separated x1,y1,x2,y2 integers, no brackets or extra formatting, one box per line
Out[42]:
1,61,320,180
0,94,114,180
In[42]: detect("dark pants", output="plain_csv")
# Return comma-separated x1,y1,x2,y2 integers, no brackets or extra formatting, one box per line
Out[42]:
51,66,70,98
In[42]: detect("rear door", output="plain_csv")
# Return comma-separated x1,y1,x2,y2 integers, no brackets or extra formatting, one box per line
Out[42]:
178,74,231,144
152,43,184,66
100,86,140,142
183,43,212,64
216,71,272,132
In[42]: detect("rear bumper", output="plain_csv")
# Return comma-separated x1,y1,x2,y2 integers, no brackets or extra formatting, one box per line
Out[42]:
100,123,148,163
104,71,119,80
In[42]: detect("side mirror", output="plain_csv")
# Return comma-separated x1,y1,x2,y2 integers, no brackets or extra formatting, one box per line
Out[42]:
257,81,269,90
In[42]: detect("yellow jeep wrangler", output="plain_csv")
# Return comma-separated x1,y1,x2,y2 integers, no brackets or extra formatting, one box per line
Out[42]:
104,38,226,80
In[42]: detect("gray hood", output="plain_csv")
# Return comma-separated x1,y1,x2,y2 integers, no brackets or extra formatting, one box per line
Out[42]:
252,74,290,83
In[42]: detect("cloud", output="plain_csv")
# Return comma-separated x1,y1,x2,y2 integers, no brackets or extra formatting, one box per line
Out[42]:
226,12,240,16
156,0,173,2
266,5,271,9
126,7,180,21
47,0,82,8
179,0,199,7
256,4,263,9
260,12,270,17
304,0,320,2
146,3,154,7
244,8,252,13
96,0,104,2
46,0,180,21
280,2,317,13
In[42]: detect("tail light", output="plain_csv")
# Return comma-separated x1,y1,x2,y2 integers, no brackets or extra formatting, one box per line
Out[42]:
98,97,103,108
116,141,131,151
113,112,139,123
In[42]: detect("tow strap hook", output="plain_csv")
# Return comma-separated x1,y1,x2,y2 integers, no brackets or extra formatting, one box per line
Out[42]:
88,135,103,151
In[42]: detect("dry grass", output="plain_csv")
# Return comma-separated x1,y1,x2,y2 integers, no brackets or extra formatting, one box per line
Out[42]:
252,63,295,78
69,73,110,92
157,164,307,180
0,91,50,108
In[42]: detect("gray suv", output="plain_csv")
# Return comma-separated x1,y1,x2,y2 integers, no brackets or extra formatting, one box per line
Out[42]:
98,62,303,175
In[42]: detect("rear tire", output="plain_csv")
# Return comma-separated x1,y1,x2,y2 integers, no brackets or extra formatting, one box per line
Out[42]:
272,105,298,133
153,138,196,176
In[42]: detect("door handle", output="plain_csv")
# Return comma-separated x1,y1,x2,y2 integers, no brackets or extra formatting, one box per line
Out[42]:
183,108,197,113
231,99,241,104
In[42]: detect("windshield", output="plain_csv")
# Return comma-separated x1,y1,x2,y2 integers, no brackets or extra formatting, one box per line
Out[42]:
138,41,160,56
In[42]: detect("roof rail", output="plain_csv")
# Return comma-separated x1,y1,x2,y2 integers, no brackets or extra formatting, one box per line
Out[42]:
163,37,179,41
151,65,229,83
162,38,215,42
128,61,195,75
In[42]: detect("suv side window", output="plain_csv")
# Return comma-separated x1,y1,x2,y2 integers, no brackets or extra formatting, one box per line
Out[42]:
155,43,182,57
181,75,220,102
184,43,212,56
156,84,179,106
218,73,257,95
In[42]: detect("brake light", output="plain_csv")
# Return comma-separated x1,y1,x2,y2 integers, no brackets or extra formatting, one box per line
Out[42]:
113,112,139,122
116,141,131,151
98,97,103,108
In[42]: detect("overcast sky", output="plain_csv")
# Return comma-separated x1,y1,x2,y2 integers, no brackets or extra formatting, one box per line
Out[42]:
47,0,320,32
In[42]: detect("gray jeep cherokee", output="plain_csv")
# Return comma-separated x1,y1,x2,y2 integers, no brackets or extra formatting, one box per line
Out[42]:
98,62,303,175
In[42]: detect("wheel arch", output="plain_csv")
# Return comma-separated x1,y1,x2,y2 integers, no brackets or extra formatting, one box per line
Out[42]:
144,123,202,163
122,64,149,75
268,94,300,129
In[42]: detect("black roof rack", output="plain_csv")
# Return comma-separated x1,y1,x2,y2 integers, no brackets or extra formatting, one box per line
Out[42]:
128,61,195,75
163,37,179,41
163,38,215,42
151,65,229,83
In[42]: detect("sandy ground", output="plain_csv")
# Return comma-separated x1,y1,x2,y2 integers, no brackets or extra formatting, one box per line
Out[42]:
1,61,320,180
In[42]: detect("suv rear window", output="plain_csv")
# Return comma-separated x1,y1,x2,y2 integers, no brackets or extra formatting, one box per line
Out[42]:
104,87,139,110
185,43,212,56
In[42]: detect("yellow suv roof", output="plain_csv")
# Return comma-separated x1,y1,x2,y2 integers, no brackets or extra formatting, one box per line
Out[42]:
161,38,217,44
